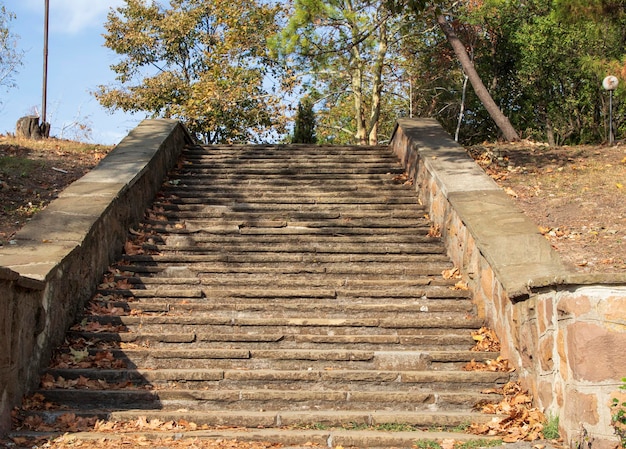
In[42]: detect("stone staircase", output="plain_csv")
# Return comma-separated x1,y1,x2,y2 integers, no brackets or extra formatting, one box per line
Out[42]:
10,144,513,447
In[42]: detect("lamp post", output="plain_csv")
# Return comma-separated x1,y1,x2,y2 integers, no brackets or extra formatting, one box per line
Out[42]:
603,75,619,145
41,0,50,138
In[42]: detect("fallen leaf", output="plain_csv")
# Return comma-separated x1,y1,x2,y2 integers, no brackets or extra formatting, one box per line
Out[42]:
504,187,518,198
441,438,456,449
428,224,441,238
470,327,501,352
453,280,469,290
442,267,461,280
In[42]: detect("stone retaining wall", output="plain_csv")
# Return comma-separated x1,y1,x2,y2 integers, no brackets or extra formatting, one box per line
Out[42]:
390,118,626,449
0,119,192,433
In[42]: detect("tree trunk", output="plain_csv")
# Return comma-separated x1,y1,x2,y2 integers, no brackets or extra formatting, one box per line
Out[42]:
455,73,469,142
367,12,388,146
546,118,556,147
350,37,367,145
436,14,519,142
16,116,47,140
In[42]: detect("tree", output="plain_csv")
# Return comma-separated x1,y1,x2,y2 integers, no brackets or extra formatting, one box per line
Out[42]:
473,0,626,144
0,3,23,98
292,97,317,144
387,0,519,141
95,0,287,144
276,0,406,145
435,13,519,141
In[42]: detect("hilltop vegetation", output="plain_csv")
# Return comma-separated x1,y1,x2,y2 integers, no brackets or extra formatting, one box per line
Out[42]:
0,135,112,244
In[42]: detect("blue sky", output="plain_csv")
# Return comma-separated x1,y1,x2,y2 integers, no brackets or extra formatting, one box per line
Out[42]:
0,0,143,145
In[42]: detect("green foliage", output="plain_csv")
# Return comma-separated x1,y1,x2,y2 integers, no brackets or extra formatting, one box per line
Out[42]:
0,2,23,94
456,439,503,449
0,157,44,177
275,0,408,145
292,98,317,144
399,0,626,144
413,440,442,449
370,422,417,432
96,0,289,144
542,414,560,440
612,378,626,448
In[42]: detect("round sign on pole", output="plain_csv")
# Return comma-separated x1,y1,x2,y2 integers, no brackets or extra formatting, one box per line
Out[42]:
603,76,619,144
603,75,619,91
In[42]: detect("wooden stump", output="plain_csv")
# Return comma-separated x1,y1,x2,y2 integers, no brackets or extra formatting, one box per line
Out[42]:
15,116,50,140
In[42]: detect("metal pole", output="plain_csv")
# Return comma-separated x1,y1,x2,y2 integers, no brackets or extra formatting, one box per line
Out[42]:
609,91,613,145
42,0,49,126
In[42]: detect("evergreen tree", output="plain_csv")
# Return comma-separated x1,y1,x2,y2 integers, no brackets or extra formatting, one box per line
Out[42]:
292,99,317,144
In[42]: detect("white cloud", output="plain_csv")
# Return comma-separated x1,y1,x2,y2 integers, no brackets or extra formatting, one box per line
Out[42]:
23,0,125,35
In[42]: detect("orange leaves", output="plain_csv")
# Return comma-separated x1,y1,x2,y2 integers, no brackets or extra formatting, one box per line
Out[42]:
19,393,54,411
465,328,511,371
125,227,161,255
34,432,286,449
49,349,127,370
391,172,413,186
464,356,514,373
19,412,98,433
469,382,546,442
470,327,501,352
125,239,146,256
442,267,461,279
442,267,468,290
452,280,469,290
86,301,128,317
71,321,126,334
428,224,442,238
40,373,135,391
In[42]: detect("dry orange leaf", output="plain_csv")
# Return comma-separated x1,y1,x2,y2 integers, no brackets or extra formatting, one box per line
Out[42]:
442,267,461,280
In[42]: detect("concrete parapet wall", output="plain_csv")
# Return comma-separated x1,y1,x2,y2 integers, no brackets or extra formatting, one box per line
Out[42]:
0,119,192,433
390,118,626,449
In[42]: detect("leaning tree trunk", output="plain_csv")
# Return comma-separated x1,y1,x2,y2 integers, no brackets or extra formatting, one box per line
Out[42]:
436,14,519,142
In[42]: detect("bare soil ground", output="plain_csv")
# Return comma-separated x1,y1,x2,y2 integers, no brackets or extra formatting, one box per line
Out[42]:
0,136,111,246
466,141,626,273
2,136,625,273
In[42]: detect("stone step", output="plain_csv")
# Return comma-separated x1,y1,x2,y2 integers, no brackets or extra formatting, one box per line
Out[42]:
151,206,428,222
97,286,470,301
165,166,406,177
8,427,501,449
181,155,399,164
60,348,497,371
68,331,476,351
36,388,501,412
157,191,418,205
157,232,442,245
17,408,497,430
149,241,444,254
148,217,432,231
78,314,483,333
112,274,453,288
156,193,420,206
183,143,390,153
165,178,417,190
115,261,453,276
121,252,449,265
91,297,475,314
157,196,423,209
44,368,512,391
